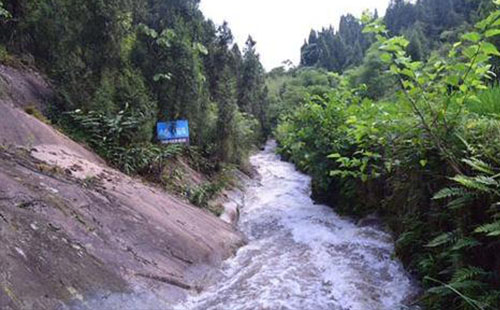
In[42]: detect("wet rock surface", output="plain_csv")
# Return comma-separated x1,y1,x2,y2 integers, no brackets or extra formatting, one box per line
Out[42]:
0,65,244,310
0,147,244,309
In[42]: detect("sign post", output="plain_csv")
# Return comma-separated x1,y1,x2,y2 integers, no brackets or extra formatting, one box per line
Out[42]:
157,120,190,145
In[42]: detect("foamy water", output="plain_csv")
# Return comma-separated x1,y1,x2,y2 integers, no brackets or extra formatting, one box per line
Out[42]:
175,141,418,310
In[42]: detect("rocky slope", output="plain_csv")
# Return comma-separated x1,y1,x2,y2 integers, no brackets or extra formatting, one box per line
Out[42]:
0,65,244,310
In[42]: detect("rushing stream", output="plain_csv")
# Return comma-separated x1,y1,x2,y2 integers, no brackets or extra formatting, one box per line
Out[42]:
176,141,418,310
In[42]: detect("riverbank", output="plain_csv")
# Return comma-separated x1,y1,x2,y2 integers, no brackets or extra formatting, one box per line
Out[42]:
0,64,245,309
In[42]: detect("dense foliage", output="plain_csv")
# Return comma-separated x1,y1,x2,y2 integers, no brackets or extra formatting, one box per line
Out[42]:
300,14,372,72
266,67,340,128
0,0,269,174
274,2,500,309
3,0,500,307
300,0,494,73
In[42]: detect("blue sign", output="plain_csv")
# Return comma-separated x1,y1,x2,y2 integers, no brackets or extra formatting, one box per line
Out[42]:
157,120,190,144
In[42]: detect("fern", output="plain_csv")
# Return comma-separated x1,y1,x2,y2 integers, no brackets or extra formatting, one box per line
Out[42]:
451,237,481,251
474,176,499,187
426,231,457,248
456,134,477,155
433,187,466,200
474,220,500,237
447,195,474,210
396,231,417,248
451,267,488,283
462,158,495,175
450,175,494,193
426,277,487,310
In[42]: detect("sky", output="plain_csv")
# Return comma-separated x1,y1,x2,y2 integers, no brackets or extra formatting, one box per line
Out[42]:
200,0,390,71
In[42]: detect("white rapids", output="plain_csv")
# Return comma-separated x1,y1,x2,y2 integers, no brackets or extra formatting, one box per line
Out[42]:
175,141,418,310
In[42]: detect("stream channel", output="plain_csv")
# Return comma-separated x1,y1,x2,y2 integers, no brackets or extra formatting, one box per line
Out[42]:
175,141,419,310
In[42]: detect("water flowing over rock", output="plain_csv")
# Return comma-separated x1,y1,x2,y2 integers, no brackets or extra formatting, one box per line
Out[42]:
176,141,419,310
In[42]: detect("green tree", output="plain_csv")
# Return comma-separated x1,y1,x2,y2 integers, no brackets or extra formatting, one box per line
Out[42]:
404,22,427,61
0,0,270,172
238,36,269,137
215,66,238,163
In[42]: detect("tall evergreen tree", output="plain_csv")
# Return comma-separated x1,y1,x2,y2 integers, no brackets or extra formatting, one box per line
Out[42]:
301,30,320,67
215,65,238,162
0,0,270,168
238,36,267,133
300,14,372,73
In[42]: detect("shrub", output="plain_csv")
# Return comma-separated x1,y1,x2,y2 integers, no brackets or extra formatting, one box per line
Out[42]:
275,6,500,309
467,86,500,116
64,107,182,175
24,105,51,124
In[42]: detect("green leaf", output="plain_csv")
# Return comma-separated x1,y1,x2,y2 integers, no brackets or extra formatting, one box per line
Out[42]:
433,187,465,200
462,158,494,175
156,38,170,48
193,42,208,55
463,46,479,59
485,28,500,38
426,232,455,248
446,75,460,86
482,42,500,56
462,32,481,42
327,153,341,159
451,238,481,251
389,64,400,74
153,73,172,82
401,68,416,79
0,6,10,19
475,220,500,237
160,29,176,40
360,11,372,24
447,196,472,210
402,80,414,89
392,36,410,48
380,53,392,63
451,267,487,283
476,10,500,30
450,175,494,193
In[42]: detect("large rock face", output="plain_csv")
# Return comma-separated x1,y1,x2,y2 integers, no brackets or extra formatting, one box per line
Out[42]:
0,65,244,309
0,65,102,163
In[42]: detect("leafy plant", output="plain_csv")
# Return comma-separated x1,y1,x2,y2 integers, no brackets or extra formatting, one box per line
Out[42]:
0,1,10,19
467,86,500,116
275,3,500,309
65,106,182,175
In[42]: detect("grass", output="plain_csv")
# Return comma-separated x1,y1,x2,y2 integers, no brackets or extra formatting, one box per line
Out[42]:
0,45,13,64
36,163,65,176
0,44,24,68
24,105,51,124
467,86,500,117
